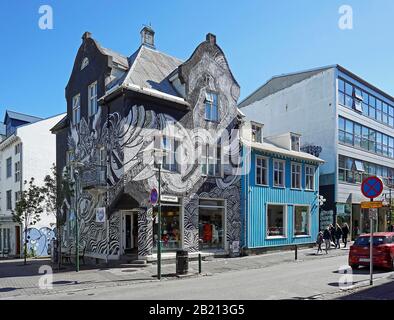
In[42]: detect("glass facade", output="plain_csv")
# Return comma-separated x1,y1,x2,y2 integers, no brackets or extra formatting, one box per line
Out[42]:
338,116,394,159
338,154,394,186
199,199,225,250
153,205,181,250
338,77,394,128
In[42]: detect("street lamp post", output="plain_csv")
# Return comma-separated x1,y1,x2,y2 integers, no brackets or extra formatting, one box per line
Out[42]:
153,149,164,281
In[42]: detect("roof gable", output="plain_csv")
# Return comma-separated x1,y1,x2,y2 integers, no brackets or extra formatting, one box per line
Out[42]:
4,110,43,124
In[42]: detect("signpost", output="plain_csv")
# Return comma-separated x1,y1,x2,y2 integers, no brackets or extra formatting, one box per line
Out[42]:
361,176,384,286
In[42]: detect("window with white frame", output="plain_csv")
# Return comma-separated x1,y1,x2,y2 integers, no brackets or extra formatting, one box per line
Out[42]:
88,82,98,116
162,136,179,172
267,204,286,237
291,135,300,152
251,123,262,143
6,190,12,210
291,163,301,189
72,94,81,125
256,156,268,185
204,92,219,122
6,157,11,178
201,144,222,177
0,228,10,252
273,160,285,187
14,161,21,183
15,143,21,155
305,165,315,190
294,206,310,236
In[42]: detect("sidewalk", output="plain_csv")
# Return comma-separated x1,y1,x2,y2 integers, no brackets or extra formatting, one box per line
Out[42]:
0,245,350,299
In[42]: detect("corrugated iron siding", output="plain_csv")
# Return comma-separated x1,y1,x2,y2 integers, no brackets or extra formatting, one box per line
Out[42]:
242,148,320,249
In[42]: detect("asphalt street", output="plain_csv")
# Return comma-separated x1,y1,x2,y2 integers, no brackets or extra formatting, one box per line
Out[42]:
11,253,394,300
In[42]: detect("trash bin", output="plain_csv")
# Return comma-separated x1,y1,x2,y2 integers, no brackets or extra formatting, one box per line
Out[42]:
176,249,189,275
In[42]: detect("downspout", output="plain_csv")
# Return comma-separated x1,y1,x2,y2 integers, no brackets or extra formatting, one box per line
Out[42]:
19,140,24,259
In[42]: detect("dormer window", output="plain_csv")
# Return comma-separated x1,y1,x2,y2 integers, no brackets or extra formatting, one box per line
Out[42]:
81,57,89,70
251,123,263,143
205,92,219,122
291,134,300,152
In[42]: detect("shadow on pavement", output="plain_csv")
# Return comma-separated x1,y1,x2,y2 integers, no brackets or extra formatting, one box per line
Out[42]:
338,279,394,300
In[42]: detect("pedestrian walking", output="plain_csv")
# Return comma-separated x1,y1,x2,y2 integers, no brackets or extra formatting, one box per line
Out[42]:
342,223,350,247
323,227,331,254
335,223,343,249
316,231,324,254
329,224,335,246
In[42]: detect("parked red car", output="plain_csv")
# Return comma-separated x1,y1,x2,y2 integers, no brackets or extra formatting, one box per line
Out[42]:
349,232,394,271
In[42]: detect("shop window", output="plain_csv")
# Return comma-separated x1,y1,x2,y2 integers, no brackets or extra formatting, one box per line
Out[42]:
294,206,310,236
199,199,225,250
267,204,286,238
153,205,181,250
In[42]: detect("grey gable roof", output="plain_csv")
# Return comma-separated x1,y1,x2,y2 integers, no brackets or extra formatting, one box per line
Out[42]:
238,65,335,108
121,45,184,97
4,110,43,124
101,46,129,69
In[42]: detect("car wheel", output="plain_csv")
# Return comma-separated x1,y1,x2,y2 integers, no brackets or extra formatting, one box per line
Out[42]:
350,264,359,270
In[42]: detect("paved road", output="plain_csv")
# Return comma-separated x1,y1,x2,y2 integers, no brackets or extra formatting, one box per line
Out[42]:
12,254,394,300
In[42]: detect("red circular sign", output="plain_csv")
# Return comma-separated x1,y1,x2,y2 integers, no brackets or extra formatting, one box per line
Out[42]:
361,176,384,199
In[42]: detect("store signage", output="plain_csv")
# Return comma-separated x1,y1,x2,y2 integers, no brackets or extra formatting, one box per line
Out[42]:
361,176,384,200
96,207,106,223
160,195,178,203
361,201,383,209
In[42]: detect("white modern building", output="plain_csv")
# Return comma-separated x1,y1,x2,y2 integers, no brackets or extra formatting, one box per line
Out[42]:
0,111,65,257
239,65,394,239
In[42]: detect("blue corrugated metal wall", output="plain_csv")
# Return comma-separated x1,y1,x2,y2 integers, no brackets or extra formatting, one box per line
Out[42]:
241,146,320,249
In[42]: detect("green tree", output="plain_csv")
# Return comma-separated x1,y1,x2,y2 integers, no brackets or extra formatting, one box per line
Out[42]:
12,178,45,265
42,164,72,268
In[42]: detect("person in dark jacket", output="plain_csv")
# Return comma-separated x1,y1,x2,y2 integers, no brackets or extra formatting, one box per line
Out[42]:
329,224,336,245
334,224,343,249
342,223,350,247
323,227,331,254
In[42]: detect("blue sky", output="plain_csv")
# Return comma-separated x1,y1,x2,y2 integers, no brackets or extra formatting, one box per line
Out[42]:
1,0,394,119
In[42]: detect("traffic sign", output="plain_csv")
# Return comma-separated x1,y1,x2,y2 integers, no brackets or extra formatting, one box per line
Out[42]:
369,208,378,220
361,201,383,209
150,188,158,205
361,176,384,199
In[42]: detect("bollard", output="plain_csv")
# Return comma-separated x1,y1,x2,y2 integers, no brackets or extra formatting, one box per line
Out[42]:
198,253,202,274
295,245,298,260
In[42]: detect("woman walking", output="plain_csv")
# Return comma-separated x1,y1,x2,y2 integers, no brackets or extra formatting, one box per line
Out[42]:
335,224,343,249
342,223,350,247
323,227,331,254
316,231,324,254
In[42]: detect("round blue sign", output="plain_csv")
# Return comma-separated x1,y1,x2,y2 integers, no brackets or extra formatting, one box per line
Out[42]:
361,176,384,199
150,188,158,205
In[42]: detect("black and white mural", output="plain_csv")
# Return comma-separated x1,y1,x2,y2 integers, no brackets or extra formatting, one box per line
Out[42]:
61,33,242,260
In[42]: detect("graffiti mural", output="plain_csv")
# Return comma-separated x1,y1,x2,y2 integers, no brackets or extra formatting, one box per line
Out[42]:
26,227,56,257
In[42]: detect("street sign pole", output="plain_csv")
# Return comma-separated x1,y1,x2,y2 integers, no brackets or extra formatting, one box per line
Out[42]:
370,199,373,286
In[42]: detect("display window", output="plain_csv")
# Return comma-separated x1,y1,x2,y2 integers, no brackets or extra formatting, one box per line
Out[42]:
153,205,181,251
199,199,225,250
267,204,286,237
294,206,310,236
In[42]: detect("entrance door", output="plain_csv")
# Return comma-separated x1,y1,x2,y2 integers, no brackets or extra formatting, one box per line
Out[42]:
122,212,137,254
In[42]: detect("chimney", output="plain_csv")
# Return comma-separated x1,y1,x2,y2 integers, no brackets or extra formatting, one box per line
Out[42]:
206,33,216,45
140,25,155,49
82,31,92,41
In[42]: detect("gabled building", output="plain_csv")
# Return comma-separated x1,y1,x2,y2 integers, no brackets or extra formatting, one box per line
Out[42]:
239,65,394,239
52,27,243,262
0,110,64,257
240,120,323,251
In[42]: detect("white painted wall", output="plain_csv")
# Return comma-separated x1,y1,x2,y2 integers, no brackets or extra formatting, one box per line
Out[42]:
241,68,337,176
0,113,65,256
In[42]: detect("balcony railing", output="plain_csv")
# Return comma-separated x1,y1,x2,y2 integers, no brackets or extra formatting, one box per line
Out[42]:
81,166,107,190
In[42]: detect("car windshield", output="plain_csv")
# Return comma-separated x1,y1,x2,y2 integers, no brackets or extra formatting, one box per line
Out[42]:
354,236,388,246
